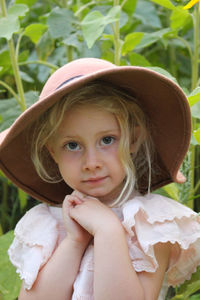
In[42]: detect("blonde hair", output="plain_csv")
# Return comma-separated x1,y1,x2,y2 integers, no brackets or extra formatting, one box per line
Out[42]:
30,81,154,207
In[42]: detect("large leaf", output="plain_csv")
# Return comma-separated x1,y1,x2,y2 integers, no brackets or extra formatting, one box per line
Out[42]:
24,23,48,44
129,52,151,67
47,7,75,39
0,91,39,131
135,28,171,50
63,32,82,49
150,0,175,10
121,32,144,55
8,4,29,18
0,4,28,40
81,6,121,48
123,0,137,15
36,31,55,61
170,6,191,30
0,50,12,68
135,0,161,28
0,16,20,40
191,102,200,119
162,183,179,201
15,0,37,7
0,231,21,300
188,88,200,106
194,128,200,145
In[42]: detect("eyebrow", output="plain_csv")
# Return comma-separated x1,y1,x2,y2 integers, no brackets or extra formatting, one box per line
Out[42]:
61,129,120,139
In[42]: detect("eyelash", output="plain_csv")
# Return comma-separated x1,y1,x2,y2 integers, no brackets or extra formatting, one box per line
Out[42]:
64,136,116,152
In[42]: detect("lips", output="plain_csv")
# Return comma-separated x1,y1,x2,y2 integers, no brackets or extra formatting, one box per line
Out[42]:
83,176,108,183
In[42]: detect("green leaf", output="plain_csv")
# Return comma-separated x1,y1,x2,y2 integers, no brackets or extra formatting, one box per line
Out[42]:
47,7,75,39
162,183,179,201
135,28,171,49
194,128,200,145
170,6,191,30
81,6,121,49
191,102,200,119
0,50,12,68
18,189,28,212
188,88,200,106
18,50,29,63
36,31,54,61
0,91,39,131
123,0,137,15
81,11,105,48
105,5,121,23
0,16,20,40
129,52,151,67
121,32,144,55
19,71,34,83
24,23,48,44
15,0,37,7
0,231,21,300
63,32,82,49
135,0,161,28
8,4,29,18
150,0,175,10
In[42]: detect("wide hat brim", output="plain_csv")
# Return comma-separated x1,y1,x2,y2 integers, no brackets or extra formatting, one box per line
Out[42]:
0,58,191,205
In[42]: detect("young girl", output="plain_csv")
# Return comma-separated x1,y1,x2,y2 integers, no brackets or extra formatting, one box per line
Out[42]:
0,58,200,300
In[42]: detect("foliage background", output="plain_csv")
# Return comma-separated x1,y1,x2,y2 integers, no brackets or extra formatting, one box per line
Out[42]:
0,0,200,299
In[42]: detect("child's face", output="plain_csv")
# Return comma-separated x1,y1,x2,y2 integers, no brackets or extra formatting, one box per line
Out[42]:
48,105,130,203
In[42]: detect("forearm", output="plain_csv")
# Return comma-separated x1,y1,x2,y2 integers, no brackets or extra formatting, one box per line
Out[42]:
94,222,144,300
19,237,87,300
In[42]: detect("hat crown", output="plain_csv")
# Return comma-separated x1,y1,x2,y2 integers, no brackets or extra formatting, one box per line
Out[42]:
40,58,115,100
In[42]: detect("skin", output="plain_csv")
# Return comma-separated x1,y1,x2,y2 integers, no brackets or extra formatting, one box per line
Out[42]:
19,105,171,300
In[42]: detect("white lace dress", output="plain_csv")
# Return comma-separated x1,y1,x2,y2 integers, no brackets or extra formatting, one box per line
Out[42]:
8,193,200,300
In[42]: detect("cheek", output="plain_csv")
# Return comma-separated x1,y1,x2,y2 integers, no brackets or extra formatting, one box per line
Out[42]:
57,153,80,176
106,146,124,170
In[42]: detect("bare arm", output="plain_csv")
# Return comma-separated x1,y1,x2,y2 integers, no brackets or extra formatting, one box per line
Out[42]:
19,237,87,300
19,192,92,300
94,225,171,300
69,195,171,300
94,221,145,300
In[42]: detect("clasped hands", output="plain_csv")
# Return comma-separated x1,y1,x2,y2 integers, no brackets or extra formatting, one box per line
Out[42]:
62,191,122,247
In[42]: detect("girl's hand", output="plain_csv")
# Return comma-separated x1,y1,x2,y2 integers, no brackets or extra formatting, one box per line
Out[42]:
62,191,92,246
69,193,122,236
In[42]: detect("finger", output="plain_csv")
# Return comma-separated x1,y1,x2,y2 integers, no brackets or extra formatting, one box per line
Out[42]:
72,190,87,200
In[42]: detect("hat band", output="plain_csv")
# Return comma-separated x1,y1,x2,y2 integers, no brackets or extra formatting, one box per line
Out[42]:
56,75,83,90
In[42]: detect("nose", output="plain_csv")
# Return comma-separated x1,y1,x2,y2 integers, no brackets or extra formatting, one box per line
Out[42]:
82,148,102,171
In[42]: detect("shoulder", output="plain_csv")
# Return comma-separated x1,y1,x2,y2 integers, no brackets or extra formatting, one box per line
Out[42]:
8,204,64,290
14,204,62,242
122,193,197,225
121,193,200,286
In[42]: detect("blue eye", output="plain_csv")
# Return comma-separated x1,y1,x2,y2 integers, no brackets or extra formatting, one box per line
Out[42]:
65,142,81,151
101,136,115,146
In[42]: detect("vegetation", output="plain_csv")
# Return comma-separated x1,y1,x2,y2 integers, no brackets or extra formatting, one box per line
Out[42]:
0,0,200,299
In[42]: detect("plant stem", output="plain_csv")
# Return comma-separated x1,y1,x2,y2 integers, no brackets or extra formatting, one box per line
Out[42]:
0,0,7,16
75,1,96,17
113,0,121,65
169,44,177,78
0,80,21,104
66,45,73,62
1,181,8,233
19,60,59,70
189,4,200,208
8,39,26,111
0,0,26,112
191,5,199,91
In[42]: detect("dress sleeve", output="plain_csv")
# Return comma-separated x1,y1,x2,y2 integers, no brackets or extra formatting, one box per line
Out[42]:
121,193,200,287
8,204,59,290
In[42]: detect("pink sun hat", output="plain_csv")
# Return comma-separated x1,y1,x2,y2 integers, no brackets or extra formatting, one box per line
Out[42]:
0,58,191,205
